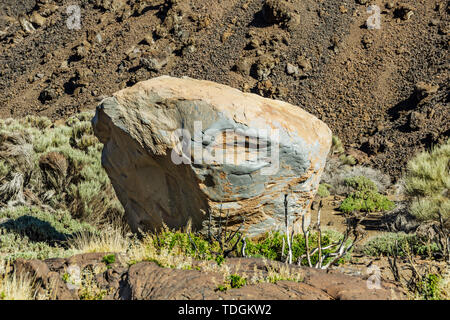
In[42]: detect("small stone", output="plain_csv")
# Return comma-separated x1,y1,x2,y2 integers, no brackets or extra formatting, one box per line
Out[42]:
95,33,102,43
409,112,426,131
247,38,260,49
234,58,252,76
182,45,196,55
60,60,69,71
394,5,415,20
430,19,440,26
141,34,154,46
39,87,57,103
361,34,374,49
221,30,233,43
254,55,277,80
140,49,171,71
286,63,299,76
297,56,312,71
385,2,394,9
30,12,46,27
34,73,45,81
19,16,35,33
415,82,439,100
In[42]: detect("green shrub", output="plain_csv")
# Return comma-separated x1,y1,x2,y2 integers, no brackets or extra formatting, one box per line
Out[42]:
339,176,394,213
217,274,247,292
331,136,345,154
339,189,395,213
362,232,440,257
0,206,96,261
0,114,125,226
238,231,348,266
102,254,116,265
317,184,331,198
344,176,377,192
416,273,442,300
150,228,219,261
339,154,356,166
229,274,247,289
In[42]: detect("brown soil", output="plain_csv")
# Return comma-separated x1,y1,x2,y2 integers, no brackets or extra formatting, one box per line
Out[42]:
0,0,449,179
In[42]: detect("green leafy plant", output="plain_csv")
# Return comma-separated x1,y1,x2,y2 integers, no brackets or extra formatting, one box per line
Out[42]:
417,273,442,300
229,274,247,289
102,254,116,265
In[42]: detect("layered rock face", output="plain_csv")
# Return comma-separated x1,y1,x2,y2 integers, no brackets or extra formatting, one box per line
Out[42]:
92,76,331,237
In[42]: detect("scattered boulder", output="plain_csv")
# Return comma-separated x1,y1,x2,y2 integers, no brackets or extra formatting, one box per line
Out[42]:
92,76,332,237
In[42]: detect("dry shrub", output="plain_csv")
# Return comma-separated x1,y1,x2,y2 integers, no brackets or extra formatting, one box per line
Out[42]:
39,152,70,192
0,260,37,300
321,158,392,195
68,226,130,254
405,139,449,222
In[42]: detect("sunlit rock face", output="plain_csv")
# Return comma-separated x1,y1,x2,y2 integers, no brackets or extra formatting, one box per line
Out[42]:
92,76,332,237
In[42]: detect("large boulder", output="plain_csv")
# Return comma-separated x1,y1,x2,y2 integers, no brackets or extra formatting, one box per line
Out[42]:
92,76,332,237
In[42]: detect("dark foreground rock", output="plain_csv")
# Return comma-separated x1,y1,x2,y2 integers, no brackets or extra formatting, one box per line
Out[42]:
13,254,405,300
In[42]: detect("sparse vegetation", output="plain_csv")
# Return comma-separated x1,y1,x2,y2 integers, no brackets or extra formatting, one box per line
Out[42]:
363,233,440,258
0,115,447,300
321,159,392,195
0,114,124,228
102,254,116,265
0,260,37,300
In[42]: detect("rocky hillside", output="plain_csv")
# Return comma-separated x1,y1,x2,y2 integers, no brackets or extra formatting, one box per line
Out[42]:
0,0,448,178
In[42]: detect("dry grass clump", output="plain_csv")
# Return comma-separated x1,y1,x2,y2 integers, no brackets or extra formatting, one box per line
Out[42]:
264,260,303,283
68,226,131,254
0,260,37,300
439,268,450,300
405,139,449,222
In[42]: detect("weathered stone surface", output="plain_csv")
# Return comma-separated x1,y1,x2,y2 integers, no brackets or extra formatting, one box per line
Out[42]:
92,76,332,237
26,255,405,300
